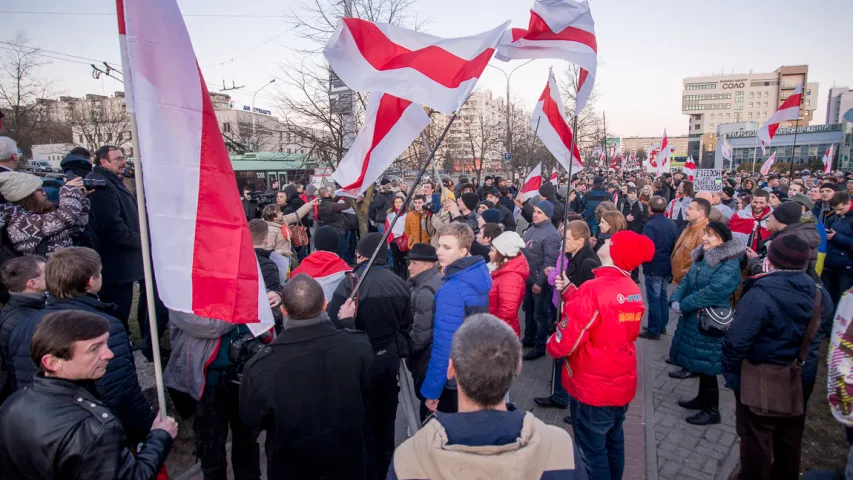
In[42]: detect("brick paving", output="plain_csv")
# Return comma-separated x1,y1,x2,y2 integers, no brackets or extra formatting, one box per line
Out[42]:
174,282,742,480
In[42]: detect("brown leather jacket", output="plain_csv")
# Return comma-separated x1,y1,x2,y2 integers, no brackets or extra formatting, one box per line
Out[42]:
671,218,709,284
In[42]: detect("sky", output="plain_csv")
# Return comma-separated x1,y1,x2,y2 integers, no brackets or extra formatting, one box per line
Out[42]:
4,0,852,138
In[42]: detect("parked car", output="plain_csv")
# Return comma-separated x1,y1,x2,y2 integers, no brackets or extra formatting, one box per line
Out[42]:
26,160,53,173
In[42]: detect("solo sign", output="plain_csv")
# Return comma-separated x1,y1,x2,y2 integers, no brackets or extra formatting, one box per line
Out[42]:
721,82,745,89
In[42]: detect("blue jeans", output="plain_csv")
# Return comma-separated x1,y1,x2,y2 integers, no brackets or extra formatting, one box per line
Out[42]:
534,285,554,353
571,398,628,480
376,223,394,266
644,274,669,336
339,229,357,264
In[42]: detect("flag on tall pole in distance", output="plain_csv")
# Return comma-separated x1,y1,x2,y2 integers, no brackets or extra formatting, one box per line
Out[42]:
656,130,670,178
823,144,835,174
760,152,777,175
515,163,543,219
496,0,597,114
682,158,696,181
758,83,803,154
530,69,583,172
333,93,430,198
323,18,509,114
117,0,273,325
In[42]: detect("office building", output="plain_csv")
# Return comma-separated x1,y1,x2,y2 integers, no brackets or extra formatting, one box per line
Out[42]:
620,135,689,158
682,65,819,167
715,122,843,171
827,87,853,124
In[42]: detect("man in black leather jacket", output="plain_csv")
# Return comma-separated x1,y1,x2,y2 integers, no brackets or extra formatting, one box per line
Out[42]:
0,310,177,479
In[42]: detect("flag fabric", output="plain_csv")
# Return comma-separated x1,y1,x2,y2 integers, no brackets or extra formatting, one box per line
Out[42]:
760,152,777,175
647,145,660,171
324,19,509,114
550,171,559,185
531,70,583,174
682,158,696,181
823,145,835,175
721,135,733,161
495,0,597,114
117,0,272,325
758,83,803,153
291,252,351,302
656,130,670,177
515,163,543,219
333,93,430,197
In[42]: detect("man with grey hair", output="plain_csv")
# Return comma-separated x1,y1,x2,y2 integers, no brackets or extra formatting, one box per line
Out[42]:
388,314,585,480
0,137,19,172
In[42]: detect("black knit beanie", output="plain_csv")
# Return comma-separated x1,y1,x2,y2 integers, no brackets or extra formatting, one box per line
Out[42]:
314,226,340,253
767,234,810,271
357,232,388,264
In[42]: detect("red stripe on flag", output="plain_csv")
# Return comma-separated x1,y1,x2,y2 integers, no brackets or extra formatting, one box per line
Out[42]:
343,18,494,89
578,68,589,92
539,80,582,164
192,67,259,323
341,94,413,191
767,123,779,140
115,0,126,35
521,175,542,194
524,12,598,53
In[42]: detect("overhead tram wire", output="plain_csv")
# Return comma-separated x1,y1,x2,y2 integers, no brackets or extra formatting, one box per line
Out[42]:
0,41,122,70
0,10,290,18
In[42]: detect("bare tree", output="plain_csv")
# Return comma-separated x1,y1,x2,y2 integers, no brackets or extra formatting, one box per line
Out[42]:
497,98,550,182
68,98,131,151
446,110,502,182
635,147,647,161
0,33,57,156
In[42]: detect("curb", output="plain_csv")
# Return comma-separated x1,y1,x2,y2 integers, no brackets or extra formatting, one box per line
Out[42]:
642,338,659,480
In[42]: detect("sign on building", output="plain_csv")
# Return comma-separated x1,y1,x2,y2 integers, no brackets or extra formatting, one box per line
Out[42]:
694,169,722,192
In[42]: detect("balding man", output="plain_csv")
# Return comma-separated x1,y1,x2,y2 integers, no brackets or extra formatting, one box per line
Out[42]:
695,191,733,223
240,274,374,479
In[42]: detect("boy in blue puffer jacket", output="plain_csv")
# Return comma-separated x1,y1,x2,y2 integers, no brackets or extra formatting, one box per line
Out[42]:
420,222,491,415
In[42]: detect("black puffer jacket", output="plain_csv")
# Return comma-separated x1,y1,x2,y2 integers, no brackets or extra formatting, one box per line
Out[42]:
0,292,46,401
406,267,443,379
723,271,834,402
9,294,153,444
87,165,143,284
0,375,171,479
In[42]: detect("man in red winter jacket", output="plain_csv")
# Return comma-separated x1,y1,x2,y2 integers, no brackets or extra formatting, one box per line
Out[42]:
547,230,655,480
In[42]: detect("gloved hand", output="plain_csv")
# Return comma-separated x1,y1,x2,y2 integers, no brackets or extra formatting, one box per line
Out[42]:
671,302,681,314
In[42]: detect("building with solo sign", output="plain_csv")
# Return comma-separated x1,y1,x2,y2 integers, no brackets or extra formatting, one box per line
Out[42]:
714,122,846,171
683,65,819,167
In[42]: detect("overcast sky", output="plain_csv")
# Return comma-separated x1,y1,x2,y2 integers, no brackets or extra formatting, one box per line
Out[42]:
4,0,852,137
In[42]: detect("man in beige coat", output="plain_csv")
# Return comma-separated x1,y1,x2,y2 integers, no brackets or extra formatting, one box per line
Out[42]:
670,198,711,284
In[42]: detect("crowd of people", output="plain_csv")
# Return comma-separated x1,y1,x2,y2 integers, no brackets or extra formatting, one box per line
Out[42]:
1,133,853,479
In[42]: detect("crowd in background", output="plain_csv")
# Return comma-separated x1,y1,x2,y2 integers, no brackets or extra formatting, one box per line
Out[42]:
2,133,853,479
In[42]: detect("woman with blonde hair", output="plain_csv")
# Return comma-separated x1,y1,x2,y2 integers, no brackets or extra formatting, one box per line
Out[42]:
640,184,654,204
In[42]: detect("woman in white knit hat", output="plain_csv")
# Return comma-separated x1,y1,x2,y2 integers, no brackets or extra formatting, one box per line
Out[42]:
488,231,530,337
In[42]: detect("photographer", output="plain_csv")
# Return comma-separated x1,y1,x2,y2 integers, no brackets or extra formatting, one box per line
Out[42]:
163,308,264,479
87,146,167,360
0,171,90,255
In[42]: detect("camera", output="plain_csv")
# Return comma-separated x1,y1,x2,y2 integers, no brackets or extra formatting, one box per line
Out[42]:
249,191,276,209
228,332,263,383
83,178,107,191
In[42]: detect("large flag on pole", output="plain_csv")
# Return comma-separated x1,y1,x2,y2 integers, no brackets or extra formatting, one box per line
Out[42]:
656,130,670,177
760,152,777,175
515,163,543,219
333,93,430,197
758,83,803,153
531,70,583,173
823,144,835,174
495,0,597,114
324,19,509,114
117,0,272,325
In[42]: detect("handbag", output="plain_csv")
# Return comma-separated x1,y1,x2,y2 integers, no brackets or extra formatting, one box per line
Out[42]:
739,287,823,417
289,224,309,248
698,306,735,337
393,234,410,253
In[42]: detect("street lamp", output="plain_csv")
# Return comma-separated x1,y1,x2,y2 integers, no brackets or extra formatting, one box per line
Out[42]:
487,59,534,181
251,78,276,151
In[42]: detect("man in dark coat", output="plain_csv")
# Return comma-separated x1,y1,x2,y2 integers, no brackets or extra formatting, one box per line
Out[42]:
521,201,561,360
537,182,565,228
327,233,413,479
723,235,834,478
582,176,610,232
0,309,176,479
317,186,352,233
8,247,154,445
241,275,374,479
485,189,517,232
0,256,46,403
87,145,167,359
821,192,853,307
370,180,393,232
60,147,94,179
639,196,678,340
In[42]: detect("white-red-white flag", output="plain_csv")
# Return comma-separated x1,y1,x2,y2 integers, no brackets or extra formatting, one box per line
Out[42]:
823,144,835,174
682,158,696,181
549,171,558,185
759,83,803,154
117,0,272,325
333,93,430,197
520,163,543,200
760,152,777,175
495,0,597,114
656,130,670,177
531,70,583,173
324,19,509,114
